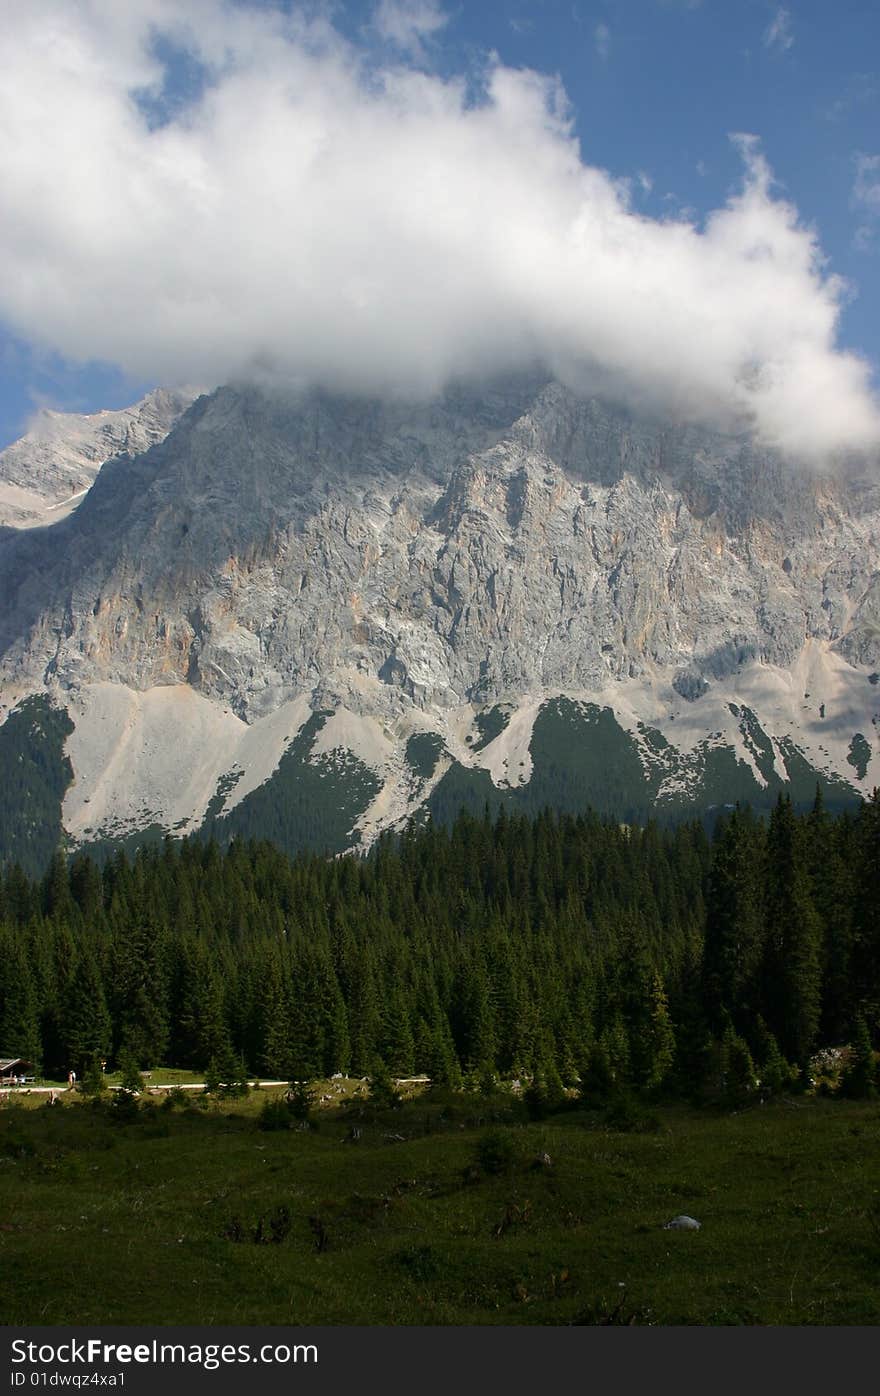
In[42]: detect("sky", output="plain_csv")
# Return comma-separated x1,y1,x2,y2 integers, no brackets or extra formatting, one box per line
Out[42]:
0,0,878,458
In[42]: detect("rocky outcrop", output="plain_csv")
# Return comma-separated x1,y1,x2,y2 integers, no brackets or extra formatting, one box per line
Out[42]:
0,375,878,849
0,387,197,529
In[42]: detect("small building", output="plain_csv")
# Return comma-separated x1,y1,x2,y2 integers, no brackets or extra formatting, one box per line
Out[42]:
0,1058,33,1083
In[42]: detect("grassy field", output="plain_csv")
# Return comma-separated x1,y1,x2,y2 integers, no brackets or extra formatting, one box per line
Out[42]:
1,1085,878,1326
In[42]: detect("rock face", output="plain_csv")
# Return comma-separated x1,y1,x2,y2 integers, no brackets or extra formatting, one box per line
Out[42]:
0,387,198,529
0,374,878,860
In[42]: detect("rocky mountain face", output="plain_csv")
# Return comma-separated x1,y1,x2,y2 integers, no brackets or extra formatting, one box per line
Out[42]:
0,387,197,529
0,375,878,870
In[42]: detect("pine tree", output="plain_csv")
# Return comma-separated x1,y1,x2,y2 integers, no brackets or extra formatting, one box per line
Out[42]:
702,807,764,1033
761,796,822,1067
256,945,294,1079
850,791,880,1029
117,1048,145,1095
0,930,42,1071
379,984,415,1076
642,971,676,1093
62,943,112,1074
599,1012,630,1088
347,949,381,1077
720,1025,757,1107
43,849,75,922
578,1040,614,1105
838,1017,877,1099
110,914,170,1066
80,1055,105,1098
752,1017,792,1096
428,1020,462,1089
806,788,853,1044
453,957,497,1072
175,938,233,1071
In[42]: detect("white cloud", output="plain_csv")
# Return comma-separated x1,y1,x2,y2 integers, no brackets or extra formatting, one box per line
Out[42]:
373,0,448,57
824,72,877,123
764,6,794,52
594,23,610,61
852,153,880,253
0,0,876,459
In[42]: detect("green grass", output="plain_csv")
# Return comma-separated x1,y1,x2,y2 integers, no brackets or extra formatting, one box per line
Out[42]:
106,1068,208,1088
1,1089,878,1326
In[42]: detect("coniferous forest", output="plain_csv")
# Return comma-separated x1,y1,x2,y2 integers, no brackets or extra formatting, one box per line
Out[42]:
1,791,878,1100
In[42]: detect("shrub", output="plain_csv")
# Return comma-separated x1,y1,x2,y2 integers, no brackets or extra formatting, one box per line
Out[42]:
287,1080,314,1122
109,1089,139,1123
578,1044,614,1106
117,1050,145,1096
79,1057,105,1099
838,1020,877,1100
258,1097,292,1132
368,1062,401,1109
160,1087,190,1112
475,1127,518,1176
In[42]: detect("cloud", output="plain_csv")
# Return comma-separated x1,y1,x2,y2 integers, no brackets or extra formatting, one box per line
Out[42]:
373,0,448,57
594,23,610,61
0,0,877,459
824,72,878,123
764,6,794,52
852,153,880,252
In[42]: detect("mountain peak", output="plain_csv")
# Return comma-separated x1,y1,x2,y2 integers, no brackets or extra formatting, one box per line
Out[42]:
0,376,877,865
0,386,199,530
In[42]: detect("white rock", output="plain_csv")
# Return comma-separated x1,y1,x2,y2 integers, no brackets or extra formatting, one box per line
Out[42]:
1,375,878,851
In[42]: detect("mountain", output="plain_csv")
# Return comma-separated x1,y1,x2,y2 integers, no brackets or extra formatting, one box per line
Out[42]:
0,387,198,530
0,374,878,873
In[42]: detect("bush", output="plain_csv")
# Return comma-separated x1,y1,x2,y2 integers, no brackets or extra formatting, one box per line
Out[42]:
603,1091,660,1133
478,1066,497,1097
368,1062,401,1109
258,1097,292,1132
287,1080,314,1122
79,1058,105,1099
109,1089,139,1123
117,1050,145,1096
838,1020,877,1100
160,1087,190,1113
578,1044,614,1106
753,1022,793,1098
475,1127,518,1176
523,1063,565,1120
722,1028,757,1108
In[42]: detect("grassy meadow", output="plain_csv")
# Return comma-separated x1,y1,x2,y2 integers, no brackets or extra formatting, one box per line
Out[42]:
1,1083,878,1327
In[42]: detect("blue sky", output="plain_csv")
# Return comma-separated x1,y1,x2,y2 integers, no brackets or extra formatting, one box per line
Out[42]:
1,0,878,454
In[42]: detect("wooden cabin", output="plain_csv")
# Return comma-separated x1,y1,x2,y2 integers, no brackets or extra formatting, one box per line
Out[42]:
0,1058,33,1084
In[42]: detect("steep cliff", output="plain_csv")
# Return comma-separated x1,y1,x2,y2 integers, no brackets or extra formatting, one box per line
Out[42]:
0,376,877,865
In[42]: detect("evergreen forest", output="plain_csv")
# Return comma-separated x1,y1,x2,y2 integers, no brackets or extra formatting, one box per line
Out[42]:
1,791,878,1102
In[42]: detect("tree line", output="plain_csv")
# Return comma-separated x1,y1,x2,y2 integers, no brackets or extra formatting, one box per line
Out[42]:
1,791,878,1100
